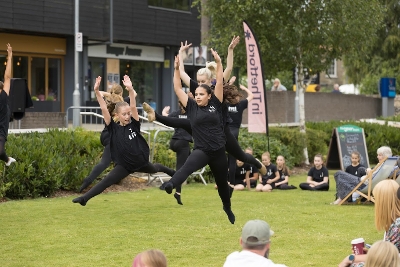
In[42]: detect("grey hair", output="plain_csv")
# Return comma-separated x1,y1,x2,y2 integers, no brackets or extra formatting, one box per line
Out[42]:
377,146,392,158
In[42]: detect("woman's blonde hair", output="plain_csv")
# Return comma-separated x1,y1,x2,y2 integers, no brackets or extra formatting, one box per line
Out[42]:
364,240,400,267
132,249,167,267
104,84,124,117
373,179,400,231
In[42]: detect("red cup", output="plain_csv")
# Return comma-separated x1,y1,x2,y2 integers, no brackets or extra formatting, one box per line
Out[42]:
351,238,365,255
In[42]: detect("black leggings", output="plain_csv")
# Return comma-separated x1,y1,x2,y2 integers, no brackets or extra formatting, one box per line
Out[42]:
155,113,262,169
169,139,191,193
169,147,231,208
80,163,175,204
299,183,329,191
0,136,8,162
83,144,112,185
227,127,239,184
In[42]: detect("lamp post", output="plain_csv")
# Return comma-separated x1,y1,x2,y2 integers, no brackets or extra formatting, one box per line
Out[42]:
73,0,81,127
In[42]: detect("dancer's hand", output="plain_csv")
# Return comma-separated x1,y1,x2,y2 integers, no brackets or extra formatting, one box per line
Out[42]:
228,36,240,50
211,48,221,63
162,106,170,116
94,76,102,92
122,75,133,90
6,43,12,57
179,40,192,53
228,76,237,85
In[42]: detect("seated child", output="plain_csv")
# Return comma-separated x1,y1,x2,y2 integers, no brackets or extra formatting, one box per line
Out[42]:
245,147,259,188
229,159,251,191
345,151,365,176
275,155,297,190
299,154,329,191
255,152,279,192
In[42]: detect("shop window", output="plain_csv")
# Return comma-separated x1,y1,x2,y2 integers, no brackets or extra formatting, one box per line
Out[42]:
148,0,191,11
120,60,160,110
48,58,61,101
13,56,28,81
31,57,46,100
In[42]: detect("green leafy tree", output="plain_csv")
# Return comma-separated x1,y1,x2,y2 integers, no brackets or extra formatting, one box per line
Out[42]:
344,0,400,94
194,0,384,163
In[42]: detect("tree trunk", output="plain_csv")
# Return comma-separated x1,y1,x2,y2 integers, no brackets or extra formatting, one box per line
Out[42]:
297,62,310,165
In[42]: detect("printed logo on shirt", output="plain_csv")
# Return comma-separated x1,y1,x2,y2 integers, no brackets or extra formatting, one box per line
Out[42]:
320,172,324,178
228,106,238,113
208,106,216,113
239,167,246,175
128,128,137,140
267,169,272,176
178,115,187,119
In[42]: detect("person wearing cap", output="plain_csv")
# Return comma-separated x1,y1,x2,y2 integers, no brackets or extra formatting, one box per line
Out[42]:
223,219,288,267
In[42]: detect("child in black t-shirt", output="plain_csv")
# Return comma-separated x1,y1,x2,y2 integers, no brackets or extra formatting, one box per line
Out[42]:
299,154,329,191
73,75,175,206
229,159,251,191
275,155,297,190
345,151,365,176
256,152,279,192
245,147,259,188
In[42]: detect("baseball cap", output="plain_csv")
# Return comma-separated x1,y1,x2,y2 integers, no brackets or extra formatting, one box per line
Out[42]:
241,219,274,245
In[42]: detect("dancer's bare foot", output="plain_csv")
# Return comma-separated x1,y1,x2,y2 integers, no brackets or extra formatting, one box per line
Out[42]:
142,102,155,122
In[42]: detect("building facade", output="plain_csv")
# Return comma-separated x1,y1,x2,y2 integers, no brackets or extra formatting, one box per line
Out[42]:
0,0,201,113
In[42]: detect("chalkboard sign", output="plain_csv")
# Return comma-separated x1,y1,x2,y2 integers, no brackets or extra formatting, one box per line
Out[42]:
326,124,369,170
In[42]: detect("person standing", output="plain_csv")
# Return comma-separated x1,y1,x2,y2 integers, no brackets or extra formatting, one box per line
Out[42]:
161,103,193,205
223,219,288,267
0,43,16,167
332,83,342,93
161,51,236,224
270,78,287,91
72,75,175,206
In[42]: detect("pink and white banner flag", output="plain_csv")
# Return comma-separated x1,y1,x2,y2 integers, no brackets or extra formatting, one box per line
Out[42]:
243,21,268,134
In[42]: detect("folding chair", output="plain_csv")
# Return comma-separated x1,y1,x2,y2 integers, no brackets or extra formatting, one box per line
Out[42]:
338,157,398,205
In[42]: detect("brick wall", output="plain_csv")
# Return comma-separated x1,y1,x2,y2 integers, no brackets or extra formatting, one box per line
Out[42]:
242,91,382,124
9,112,66,129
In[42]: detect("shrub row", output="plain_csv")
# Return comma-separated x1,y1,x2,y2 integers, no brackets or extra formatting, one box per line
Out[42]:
2,121,397,199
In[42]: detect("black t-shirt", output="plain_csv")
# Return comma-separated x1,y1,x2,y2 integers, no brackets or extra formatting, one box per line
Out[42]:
189,78,232,126
345,164,364,176
234,162,251,185
228,99,248,128
308,166,329,183
168,110,193,143
107,117,149,173
185,94,225,152
261,163,278,184
277,168,290,183
0,90,10,139
100,96,130,147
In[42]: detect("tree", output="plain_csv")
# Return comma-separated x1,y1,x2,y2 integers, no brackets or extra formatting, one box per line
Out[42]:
344,0,400,94
194,0,384,163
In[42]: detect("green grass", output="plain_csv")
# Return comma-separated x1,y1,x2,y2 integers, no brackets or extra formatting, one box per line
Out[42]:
0,174,381,267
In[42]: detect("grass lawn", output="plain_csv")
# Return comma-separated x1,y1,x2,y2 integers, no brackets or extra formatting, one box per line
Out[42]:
0,174,381,267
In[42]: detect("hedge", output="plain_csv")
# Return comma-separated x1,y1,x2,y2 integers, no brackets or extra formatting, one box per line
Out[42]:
1,121,398,199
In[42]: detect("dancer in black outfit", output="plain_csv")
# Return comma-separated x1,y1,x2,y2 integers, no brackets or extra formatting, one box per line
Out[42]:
79,85,125,192
161,103,193,205
161,51,235,224
0,43,16,167
142,41,266,179
226,83,253,193
73,75,175,206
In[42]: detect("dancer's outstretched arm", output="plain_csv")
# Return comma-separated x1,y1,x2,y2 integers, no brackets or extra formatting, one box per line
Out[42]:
211,49,223,102
240,85,254,102
178,41,192,88
224,36,240,82
3,43,12,95
174,56,188,107
94,76,111,125
122,75,138,121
